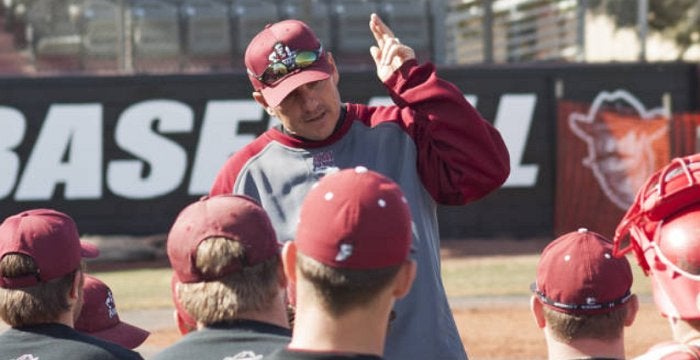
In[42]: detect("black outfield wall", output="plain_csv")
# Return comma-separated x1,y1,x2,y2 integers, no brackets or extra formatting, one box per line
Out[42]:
0,63,697,238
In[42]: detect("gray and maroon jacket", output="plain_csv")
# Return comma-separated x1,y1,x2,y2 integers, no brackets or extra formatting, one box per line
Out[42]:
210,60,510,360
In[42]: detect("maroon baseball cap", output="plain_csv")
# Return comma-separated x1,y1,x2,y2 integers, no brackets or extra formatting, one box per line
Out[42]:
531,228,633,315
295,167,413,269
167,195,279,283
75,275,150,349
0,209,99,289
245,19,332,107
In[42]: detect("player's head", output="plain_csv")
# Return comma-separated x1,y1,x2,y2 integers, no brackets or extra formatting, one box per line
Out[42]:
531,228,636,342
75,275,150,349
246,19,341,141
0,209,99,327
284,166,416,316
614,154,700,321
167,194,284,325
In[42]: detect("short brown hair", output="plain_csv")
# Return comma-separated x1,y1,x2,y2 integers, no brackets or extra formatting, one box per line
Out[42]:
0,254,83,327
296,252,400,316
177,236,281,325
543,304,628,342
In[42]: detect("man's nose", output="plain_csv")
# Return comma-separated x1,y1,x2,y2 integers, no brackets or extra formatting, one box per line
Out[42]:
297,85,319,110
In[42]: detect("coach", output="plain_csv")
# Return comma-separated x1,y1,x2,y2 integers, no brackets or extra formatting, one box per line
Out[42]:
210,13,510,360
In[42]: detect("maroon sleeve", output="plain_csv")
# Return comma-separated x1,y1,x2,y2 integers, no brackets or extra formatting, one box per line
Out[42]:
373,60,510,205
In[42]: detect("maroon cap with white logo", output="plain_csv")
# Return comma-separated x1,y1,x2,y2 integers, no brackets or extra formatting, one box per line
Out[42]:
295,167,413,269
75,275,150,349
245,19,332,107
532,228,633,315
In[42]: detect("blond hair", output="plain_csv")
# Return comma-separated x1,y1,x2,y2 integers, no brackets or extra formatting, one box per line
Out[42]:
0,254,83,327
177,236,280,325
543,305,628,342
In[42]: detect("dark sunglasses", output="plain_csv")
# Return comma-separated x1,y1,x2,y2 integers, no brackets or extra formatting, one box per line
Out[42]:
249,45,323,86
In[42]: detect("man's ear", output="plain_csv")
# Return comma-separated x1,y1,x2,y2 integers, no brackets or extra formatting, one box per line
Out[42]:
69,270,82,300
392,259,416,299
530,295,546,329
281,241,297,284
253,92,275,116
327,52,339,85
625,294,639,327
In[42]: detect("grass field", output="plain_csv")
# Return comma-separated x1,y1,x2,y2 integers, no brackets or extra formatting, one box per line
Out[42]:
92,253,653,310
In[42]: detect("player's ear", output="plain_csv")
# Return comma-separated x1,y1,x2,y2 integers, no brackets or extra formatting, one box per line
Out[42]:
252,92,275,116
530,296,546,329
392,259,416,299
281,241,297,284
69,270,82,301
624,294,639,327
326,52,339,85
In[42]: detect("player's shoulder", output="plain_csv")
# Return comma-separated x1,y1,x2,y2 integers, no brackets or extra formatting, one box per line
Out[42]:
634,341,700,360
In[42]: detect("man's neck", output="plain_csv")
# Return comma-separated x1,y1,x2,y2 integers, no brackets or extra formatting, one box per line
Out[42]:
289,301,390,356
199,292,290,330
545,333,625,360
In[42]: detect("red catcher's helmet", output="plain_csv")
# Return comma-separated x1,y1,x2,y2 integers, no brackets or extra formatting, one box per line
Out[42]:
613,154,700,319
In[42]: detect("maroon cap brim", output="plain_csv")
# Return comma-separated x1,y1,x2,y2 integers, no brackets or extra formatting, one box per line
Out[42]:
80,241,100,259
259,60,332,107
89,321,150,349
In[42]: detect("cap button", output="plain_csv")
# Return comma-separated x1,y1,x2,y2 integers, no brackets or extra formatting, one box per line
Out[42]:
577,228,588,233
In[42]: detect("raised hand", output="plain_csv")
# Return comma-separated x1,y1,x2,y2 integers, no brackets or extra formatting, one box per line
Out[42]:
369,13,416,82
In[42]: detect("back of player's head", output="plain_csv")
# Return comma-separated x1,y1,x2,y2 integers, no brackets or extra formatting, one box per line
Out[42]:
614,154,700,320
0,209,98,326
532,228,633,341
167,195,282,323
293,166,413,314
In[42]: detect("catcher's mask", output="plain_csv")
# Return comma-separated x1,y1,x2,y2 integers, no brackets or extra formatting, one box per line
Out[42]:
614,154,700,319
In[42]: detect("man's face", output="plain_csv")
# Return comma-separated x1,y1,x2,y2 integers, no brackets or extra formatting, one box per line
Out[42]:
270,77,342,141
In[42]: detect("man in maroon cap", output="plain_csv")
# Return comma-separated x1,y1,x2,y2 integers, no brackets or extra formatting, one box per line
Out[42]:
153,194,291,360
75,275,150,349
0,209,143,359
267,167,416,360
530,228,638,360
210,12,509,360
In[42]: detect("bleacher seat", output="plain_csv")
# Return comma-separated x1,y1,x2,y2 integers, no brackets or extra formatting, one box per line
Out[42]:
180,0,231,65
281,0,331,51
130,0,180,71
26,0,83,70
331,0,377,67
82,0,119,59
230,0,278,56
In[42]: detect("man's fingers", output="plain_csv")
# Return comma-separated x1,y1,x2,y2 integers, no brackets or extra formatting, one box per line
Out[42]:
369,46,381,65
370,14,385,48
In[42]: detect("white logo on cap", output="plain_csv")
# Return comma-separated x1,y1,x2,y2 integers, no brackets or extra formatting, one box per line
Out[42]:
224,351,263,360
14,355,39,360
586,297,597,305
335,243,354,262
105,290,117,318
